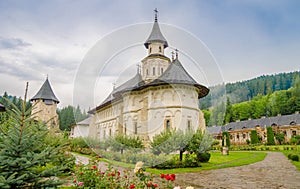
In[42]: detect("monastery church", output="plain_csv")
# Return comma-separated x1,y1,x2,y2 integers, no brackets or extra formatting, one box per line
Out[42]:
87,11,209,143
30,11,210,143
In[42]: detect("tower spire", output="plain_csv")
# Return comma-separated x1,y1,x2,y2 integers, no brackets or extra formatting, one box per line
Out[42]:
154,8,158,22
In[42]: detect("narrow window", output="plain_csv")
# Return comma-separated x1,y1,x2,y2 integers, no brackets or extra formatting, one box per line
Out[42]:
109,128,112,136
166,120,171,131
149,47,152,53
134,122,138,134
187,120,191,130
292,130,297,136
159,46,162,52
103,130,106,139
161,68,164,74
153,67,155,75
124,124,127,135
146,69,149,75
243,134,246,139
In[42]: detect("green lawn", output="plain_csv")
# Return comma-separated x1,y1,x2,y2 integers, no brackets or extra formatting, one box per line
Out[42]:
102,151,267,174
282,151,300,171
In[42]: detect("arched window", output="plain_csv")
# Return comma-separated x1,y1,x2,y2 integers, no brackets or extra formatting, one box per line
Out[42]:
146,69,149,75
159,46,162,52
109,128,112,136
153,67,155,75
166,120,171,131
161,68,164,74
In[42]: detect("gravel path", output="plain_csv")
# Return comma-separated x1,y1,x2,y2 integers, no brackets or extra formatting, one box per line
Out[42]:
174,152,300,189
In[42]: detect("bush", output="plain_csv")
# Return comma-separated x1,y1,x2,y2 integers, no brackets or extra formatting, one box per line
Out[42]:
250,130,259,144
266,127,275,145
196,152,211,163
288,154,299,161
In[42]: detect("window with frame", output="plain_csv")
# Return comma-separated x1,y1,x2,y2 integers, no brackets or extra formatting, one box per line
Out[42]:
153,67,156,75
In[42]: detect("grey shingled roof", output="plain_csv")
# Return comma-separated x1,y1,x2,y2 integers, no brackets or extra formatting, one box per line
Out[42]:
146,58,209,98
0,103,5,112
77,117,91,126
113,73,145,95
144,20,168,49
95,73,144,110
219,113,300,132
30,78,59,103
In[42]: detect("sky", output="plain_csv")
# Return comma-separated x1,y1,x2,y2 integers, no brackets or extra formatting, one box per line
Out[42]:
0,0,299,109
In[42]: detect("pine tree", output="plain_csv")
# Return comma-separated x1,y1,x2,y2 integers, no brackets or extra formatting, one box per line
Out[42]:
0,83,64,188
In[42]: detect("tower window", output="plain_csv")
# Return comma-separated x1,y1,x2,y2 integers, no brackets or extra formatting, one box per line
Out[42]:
149,47,152,53
187,120,191,130
153,67,155,75
124,124,127,135
146,69,149,75
159,46,162,52
161,68,164,74
103,130,106,139
109,128,112,136
134,122,138,134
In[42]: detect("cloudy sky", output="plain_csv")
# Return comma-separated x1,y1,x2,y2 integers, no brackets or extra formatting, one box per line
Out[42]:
0,0,299,109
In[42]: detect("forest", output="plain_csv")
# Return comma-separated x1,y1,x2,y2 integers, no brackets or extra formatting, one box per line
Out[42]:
204,71,300,126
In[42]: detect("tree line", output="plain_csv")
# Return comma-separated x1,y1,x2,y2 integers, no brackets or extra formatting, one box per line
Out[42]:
200,71,300,110
206,74,300,126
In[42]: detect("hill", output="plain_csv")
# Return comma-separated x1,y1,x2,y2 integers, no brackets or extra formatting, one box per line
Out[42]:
203,71,300,126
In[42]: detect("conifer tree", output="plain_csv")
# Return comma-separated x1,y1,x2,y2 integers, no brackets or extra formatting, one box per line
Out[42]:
0,83,64,188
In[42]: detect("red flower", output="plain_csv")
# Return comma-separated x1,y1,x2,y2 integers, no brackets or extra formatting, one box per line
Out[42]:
153,183,158,188
124,175,128,179
165,175,172,180
92,165,97,169
160,173,165,178
111,172,116,177
73,179,76,183
171,174,176,180
79,172,83,175
130,184,135,188
147,182,152,187
117,170,121,176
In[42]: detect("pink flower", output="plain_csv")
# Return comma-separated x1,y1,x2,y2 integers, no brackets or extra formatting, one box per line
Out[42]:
78,181,84,186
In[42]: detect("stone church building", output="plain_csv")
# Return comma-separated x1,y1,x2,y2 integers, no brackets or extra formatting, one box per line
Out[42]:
88,12,209,143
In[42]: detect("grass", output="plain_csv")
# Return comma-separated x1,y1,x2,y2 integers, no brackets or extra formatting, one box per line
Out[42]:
282,151,300,171
100,151,267,174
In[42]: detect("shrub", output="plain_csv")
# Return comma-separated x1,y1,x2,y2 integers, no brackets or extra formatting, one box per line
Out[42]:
288,154,299,162
266,127,275,145
196,152,211,163
222,132,230,147
250,130,259,144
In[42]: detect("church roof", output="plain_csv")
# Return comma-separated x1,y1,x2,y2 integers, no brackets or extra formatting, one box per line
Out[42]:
30,78,59,103
144,19,168,49
95,73,144,111
0,103,5,112
146,58,209,98
113,73,145,95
